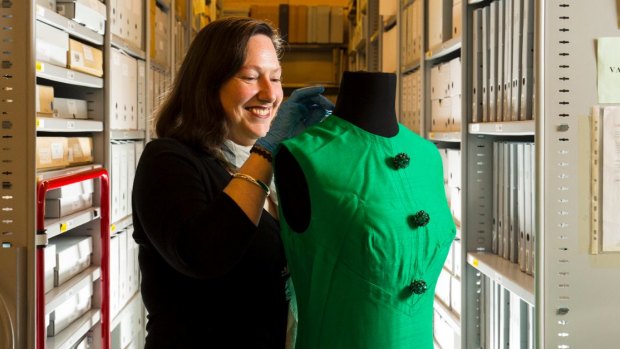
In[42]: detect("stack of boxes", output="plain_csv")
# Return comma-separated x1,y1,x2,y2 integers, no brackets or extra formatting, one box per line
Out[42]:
430,57,462,132
434,147,463,349
248,4,345,44
45,234,94,336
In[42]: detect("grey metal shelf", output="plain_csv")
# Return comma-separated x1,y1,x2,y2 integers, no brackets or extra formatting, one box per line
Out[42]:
36,164,103,182
36,62,104,89
434,296,461,336
109,130,146,140
428,131,462,142
44,207,101,240
110,214,134,236
111,34,147,61
468,120,535,136
285,44,347,52
47,309,101,349
36,118,103,133
467,252,534,305
425,36,462,62
45,266,101,313
35,4,104,46
402,58,422,75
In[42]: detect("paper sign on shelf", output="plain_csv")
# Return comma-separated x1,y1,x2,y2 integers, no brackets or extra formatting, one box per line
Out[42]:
597,37,620,103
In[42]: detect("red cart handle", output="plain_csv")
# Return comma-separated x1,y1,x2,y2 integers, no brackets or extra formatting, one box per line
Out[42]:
35,168,110,349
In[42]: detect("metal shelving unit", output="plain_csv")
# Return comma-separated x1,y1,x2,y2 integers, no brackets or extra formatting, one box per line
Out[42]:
460,0,620,348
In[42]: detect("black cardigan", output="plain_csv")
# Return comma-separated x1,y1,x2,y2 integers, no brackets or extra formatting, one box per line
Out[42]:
132,138,287,348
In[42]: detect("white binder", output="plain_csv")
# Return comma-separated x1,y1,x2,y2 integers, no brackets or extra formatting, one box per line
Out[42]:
472,8,483,123
502,142,511,260
492,141,499,254
517,143,527,271
496,0,505,121
519,0,534,121
511,0,523,121
524,143,533,275
482,5,490,122
530,142,536,275
497,141,505,257
499,286,510,349
509,143,520,263
503,0,513,122
489,1,498,122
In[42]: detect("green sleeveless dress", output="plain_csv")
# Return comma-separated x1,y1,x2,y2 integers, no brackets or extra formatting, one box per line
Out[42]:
276,116,456,349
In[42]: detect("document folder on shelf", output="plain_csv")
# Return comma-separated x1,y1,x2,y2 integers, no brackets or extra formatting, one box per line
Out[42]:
519,0,534,121
492,141,499,254
482,5,490,122
502,142,510,260
510,0,523,122
497,141,505,257
472,8,483,123
496,0,505,122
508,142,519,263
503,0,513,122
517,143,526,271
524,143,533,274
488,1,498,122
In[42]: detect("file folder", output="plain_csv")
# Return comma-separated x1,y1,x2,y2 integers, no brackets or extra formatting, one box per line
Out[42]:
519,0,534,120
517,143,526,271
472,8,483,123
481,5,490,122
488,1,498,122
503,0,513,122
511,0,523,121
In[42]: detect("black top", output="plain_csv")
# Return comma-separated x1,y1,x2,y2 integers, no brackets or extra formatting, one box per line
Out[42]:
132,138,288,349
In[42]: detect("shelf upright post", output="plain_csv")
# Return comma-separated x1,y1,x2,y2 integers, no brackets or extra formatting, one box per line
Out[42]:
0,0,38,347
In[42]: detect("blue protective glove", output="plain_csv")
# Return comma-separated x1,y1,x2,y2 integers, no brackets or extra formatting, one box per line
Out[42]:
255,85,334,153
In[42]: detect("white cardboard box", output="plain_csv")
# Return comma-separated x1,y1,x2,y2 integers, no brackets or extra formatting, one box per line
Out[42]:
56,0,106,34
110,48,138,130
436,268,451,306
137,60,147,130
118,230,128,306
427,0,453,49
44,244,56,293
449,94,462,131
36,84,55,117
431,98,452,132
67,39,103,77
110,234,120,317
45,193,93,218
119,143,129,218
47,179,94,199
53,235,93,286
447,148,462,188
111,143,121,223
450,57,462,96
47,279,92,336
450,275,462,316
453,238,462,275
36,21,69,67
53,97,88,119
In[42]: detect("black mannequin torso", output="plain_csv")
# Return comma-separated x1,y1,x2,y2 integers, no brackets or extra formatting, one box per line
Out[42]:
274,71,399,231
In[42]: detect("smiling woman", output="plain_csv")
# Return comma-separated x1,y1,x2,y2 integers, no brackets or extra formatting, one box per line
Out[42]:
130,17,333,348
219,34,283,146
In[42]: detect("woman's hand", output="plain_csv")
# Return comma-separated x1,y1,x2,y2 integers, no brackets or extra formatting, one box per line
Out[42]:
256,85,334,153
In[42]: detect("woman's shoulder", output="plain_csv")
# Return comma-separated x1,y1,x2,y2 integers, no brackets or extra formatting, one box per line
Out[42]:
142,137,198,157
139,137,204,164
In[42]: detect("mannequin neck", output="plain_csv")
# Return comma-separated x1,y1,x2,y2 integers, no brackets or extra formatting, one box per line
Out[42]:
332,71,399,137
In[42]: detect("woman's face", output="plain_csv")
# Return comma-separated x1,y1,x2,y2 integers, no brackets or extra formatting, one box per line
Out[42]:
220,34,283,146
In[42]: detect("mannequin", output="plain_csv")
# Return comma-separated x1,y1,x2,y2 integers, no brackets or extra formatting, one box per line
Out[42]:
273,71,456,349
274,71,398,231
